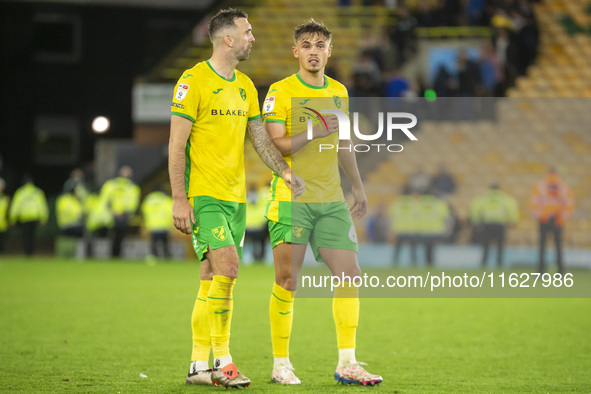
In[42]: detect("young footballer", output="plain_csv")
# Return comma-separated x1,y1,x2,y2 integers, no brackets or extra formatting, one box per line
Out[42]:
169,8,304,389
262,20,383,386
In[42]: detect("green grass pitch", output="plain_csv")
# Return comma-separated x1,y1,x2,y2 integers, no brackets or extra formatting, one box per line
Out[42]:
1,257,590,393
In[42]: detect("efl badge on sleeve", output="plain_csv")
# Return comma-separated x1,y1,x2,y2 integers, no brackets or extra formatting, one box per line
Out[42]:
264,96,275,113
176,84,190,101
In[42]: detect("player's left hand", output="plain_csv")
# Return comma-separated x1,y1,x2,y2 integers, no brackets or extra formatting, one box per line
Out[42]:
282,169,306,199
349,185,367,219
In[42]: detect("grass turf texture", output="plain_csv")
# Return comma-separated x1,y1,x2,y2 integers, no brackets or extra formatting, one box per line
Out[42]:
0,258,590,393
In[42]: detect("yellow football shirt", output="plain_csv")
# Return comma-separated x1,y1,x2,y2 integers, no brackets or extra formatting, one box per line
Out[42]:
262,73,348,204
171,61,261,203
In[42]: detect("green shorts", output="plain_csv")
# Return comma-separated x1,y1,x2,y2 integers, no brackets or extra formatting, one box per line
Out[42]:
267,201,358,262
190,196,246,261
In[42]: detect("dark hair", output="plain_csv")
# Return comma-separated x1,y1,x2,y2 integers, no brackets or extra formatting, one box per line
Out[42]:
208,8,248,42
293,19,332,44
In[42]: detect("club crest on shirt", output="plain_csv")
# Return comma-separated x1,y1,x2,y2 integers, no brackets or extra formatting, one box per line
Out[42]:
264,96,275,113
333,95,341,108
212,226,228,241
176,84,189,101
239,88,246,101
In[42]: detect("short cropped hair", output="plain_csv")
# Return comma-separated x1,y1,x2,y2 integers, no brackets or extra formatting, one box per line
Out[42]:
208,8,248,43
293,19,332,44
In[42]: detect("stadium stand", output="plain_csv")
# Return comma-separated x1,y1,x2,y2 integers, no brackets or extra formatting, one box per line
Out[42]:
507,0,591,98
353,0,591,247
365,98,591,247
148,0,388,85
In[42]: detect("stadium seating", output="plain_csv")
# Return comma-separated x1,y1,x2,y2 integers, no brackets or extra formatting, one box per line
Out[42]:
506,0,591,98
148,0,395,85
357,0,591,247
362,97,591,247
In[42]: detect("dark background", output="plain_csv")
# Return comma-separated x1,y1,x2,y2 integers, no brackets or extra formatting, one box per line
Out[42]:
0,1,207,195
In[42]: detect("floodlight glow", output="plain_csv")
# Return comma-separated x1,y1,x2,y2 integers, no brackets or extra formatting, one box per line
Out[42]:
92,116,110,133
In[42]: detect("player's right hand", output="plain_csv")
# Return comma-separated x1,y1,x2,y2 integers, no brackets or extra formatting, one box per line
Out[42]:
172,197,195,235
282,169,306,199
313,114,339,139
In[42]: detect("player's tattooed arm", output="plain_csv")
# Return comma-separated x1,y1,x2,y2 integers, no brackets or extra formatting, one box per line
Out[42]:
248,117,290,176
248,117,305,198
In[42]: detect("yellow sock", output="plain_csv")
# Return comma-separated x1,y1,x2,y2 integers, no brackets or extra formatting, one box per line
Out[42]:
191,280,212,362
207,275,235,359
269,282,295,358
333,285,359,350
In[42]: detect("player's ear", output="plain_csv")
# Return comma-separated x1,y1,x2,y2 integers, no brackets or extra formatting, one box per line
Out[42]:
223,34,234,47
328,45,333,58
292,46,299,58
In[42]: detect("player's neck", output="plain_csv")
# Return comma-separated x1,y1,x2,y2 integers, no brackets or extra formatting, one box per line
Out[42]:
298,68,325,87
208,54,238,80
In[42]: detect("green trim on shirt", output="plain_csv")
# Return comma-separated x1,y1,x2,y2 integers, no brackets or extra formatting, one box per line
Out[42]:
206,60,236,82
172,111,195,123
184,136,191,196
296,72,328,89
270,174,280,201
248,114,261,121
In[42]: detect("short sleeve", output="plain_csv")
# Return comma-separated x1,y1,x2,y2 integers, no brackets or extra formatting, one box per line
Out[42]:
247,80,260,121
262,83,287,124
341,85,350,116
171,71,199,123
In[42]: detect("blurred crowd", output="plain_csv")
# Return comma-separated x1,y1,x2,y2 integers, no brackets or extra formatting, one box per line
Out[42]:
334,0,539,98
364,166,574,272
0,167,274,262
0,164,575,272
0,166,173,260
